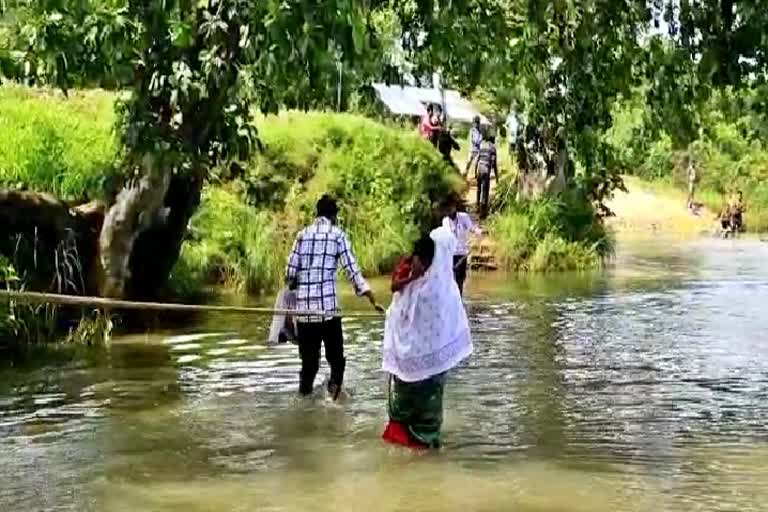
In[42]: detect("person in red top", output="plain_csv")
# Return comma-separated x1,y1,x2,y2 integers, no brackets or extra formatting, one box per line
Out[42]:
419,104,441,146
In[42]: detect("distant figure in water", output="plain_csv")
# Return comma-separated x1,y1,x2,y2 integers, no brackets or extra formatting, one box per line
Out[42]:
718,190,746,236
285,195,383,400
442,196,481,295
382,228,473,449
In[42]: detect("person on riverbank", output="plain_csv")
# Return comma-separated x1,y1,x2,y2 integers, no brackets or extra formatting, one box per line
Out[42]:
419,103,441,146
729,190,745,231
464,116,483,176
285,195,383,400
442,196,481,295
437,126,461,168
476,134,499,219
686,156,698,209
382,227,473,449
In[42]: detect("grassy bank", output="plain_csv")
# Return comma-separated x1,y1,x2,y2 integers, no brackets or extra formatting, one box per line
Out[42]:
0,85,116,200
0,86,461,301
172,112,462,295
488,187,614,272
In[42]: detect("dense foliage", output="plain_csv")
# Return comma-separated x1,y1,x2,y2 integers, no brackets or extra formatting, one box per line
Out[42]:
174,112,462,295
605,89,768,231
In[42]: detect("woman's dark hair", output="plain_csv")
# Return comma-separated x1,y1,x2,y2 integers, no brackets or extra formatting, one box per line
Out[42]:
413,234,435,269
316,194,339,219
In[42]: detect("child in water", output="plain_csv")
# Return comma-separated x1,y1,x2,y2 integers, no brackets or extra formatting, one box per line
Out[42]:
391,236,433,294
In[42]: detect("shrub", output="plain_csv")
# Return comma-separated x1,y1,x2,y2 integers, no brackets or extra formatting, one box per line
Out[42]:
171,187,286,295
244,112,463,275
489,190,613,272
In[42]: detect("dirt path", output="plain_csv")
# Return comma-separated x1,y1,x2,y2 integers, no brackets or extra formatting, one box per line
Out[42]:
606,176,717,236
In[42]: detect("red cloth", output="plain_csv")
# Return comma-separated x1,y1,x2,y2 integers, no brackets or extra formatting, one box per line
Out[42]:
381,421,428,450
392,256,412,285
419,114,435,139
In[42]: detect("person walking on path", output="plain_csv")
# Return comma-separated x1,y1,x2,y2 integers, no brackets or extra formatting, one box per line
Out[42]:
686,156,698,209
442,196,481,295
475,134,499,219
381,227,473,449
464,116,483,176
285,195,383,400
438,126,461,168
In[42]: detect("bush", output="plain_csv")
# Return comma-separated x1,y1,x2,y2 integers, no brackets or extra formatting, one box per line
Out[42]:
0,85,117,200
171,187,286,295
489,191,613,272
244,112,462,275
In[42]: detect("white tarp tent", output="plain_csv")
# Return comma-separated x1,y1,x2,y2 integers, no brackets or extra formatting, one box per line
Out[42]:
371,83,489,125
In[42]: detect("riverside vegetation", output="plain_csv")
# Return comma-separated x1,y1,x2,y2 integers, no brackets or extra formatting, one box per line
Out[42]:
0,86,463,345
604,89,768,233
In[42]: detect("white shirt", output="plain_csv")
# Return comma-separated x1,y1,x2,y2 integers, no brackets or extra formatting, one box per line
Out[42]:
442,213,479,256
506,114,519,144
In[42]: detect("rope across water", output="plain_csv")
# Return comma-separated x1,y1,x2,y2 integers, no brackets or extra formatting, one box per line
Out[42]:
0,290,384,318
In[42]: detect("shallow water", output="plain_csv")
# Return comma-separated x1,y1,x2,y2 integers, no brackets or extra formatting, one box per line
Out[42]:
2,237,768,511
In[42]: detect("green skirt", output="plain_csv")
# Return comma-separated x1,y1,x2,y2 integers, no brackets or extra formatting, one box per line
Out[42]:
388,373,446,448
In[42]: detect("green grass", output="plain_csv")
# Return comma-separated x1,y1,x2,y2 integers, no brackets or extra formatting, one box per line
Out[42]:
241,112,462,273
170,186,286,296
489,191,613,272
0,85,117,200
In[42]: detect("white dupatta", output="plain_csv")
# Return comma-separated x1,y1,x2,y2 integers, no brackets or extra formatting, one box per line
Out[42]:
382,226,473,382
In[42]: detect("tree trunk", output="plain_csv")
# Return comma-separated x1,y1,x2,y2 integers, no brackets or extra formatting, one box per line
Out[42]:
98,153,171,298
1,159,201,303
126,172,203,299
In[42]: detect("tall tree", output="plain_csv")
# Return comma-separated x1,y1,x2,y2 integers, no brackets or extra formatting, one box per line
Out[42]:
2,0,379,298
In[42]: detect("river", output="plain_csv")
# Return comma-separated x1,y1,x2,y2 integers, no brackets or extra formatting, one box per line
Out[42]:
1,236,767,511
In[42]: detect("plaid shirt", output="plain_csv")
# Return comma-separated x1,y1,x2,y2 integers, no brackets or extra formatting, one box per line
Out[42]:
285,217,370,322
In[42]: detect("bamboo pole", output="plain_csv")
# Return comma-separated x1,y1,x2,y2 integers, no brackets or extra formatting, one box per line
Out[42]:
0,290,384,318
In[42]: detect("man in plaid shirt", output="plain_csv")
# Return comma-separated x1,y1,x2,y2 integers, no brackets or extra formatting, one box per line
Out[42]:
285,195,382,399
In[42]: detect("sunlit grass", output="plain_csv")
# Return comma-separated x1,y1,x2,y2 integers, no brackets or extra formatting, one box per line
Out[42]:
0,85,117,200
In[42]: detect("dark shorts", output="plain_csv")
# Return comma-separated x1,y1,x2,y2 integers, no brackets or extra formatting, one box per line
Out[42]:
453,255,468,294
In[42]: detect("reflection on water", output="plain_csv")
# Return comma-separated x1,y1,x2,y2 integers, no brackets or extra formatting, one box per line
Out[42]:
1,237,768,511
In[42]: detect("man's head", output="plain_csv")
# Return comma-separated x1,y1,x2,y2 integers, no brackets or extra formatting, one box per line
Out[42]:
473,115,480,126
445,195,460,219
426,103,434,115
737,190,743,200
316,194,339,223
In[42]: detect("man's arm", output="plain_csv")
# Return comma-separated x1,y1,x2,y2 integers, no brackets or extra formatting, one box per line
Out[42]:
338,232,383,311
464,213,483,235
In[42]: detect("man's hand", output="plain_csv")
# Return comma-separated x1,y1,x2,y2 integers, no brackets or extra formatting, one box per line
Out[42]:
364,291,385,313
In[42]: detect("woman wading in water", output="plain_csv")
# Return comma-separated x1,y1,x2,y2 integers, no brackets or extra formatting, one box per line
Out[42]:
381,227,473,449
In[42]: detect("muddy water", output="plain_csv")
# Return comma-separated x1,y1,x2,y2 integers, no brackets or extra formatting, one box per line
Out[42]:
1,237,767,511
